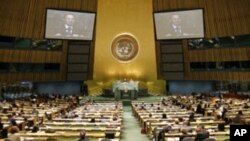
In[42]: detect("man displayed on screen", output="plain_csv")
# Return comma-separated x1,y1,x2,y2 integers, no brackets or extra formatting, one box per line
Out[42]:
166,14,189,37
63,14,75,36
45,9,95,40
154,9,204,40
53,13,84,38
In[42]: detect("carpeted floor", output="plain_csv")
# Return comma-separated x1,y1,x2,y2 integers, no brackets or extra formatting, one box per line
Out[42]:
88,95,163,141
83,95,162,141
121,106,151,141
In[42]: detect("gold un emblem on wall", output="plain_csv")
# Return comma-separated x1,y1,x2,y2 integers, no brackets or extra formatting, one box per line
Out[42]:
111,34,139,62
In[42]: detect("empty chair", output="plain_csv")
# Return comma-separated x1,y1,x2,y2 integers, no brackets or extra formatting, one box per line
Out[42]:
203,138,216,141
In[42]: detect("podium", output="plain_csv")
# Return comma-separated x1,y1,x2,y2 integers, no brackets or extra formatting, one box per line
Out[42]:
113,80,139,100
114,89,121,100
130,90,137,100
114,89,137,100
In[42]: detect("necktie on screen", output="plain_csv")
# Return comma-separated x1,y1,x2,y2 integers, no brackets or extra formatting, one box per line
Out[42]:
66,26,73,34
178,26,182,33
175,26,181,33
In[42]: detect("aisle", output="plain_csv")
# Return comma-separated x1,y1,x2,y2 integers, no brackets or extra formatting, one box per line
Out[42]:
121,106,151,141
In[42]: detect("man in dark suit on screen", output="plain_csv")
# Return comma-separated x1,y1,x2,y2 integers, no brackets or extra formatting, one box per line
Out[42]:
165,14,186,37
165,14,197,37
51,13,85,38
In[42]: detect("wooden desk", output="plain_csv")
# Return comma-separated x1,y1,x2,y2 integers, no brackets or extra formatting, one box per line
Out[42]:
19,131,121,138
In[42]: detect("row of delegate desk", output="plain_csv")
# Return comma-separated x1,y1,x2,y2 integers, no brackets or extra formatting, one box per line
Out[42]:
131,96,250,141
0,99,72,132
19,101,123,141
1,99,122,141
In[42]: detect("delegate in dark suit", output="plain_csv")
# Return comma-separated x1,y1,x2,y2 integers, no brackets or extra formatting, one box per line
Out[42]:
195,125,209,141
195,131,209,141
53,23,84,37
165,14,186,37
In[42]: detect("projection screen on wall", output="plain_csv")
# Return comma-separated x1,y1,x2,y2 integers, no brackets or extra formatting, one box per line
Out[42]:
154,9,204,40
45,9,96,40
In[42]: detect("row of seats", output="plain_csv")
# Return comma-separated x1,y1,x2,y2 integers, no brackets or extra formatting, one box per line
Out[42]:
132,95,250,141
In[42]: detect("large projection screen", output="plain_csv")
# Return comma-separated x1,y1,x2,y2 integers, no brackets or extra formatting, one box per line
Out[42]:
45,9,95,40
154,9,204,40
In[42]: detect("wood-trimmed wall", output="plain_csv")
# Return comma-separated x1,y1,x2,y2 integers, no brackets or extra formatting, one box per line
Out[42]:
0,0,97,82
154,0,250,81
1,0,250,82
0,0,97,38
153,0,250,37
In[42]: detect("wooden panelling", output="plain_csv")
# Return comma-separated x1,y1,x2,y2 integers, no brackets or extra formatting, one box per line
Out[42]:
0,0,97,38
187,71,250,82
68,45,90,54
0,42,67,82
162,54,183,63
182,41,250,81
67,41,92,81
188,48,250,62
59,40,69,81
0,73,62,83
0,49,61,63
157,40,184,80
0,0,97,82
68,54,89,63
163,63,183,71
183,43,250,81
153,0,250,37
161,44,183,53
68,64,88,72
162,72,184,80
154,0,250,81
67,72,88,81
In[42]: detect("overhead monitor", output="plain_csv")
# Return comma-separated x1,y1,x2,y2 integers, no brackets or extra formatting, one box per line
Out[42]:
45,9,96,40
154,9,204,40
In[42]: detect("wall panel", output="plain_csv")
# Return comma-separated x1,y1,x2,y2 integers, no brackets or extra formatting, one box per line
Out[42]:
0,50,61,63
0,0,97,38
188,48,250,62
154,0,250,81
0,0,97,82
153,0,250,37
0,73,63,83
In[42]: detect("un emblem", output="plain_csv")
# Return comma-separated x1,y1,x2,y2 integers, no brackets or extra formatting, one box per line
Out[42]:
111,34,139,62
